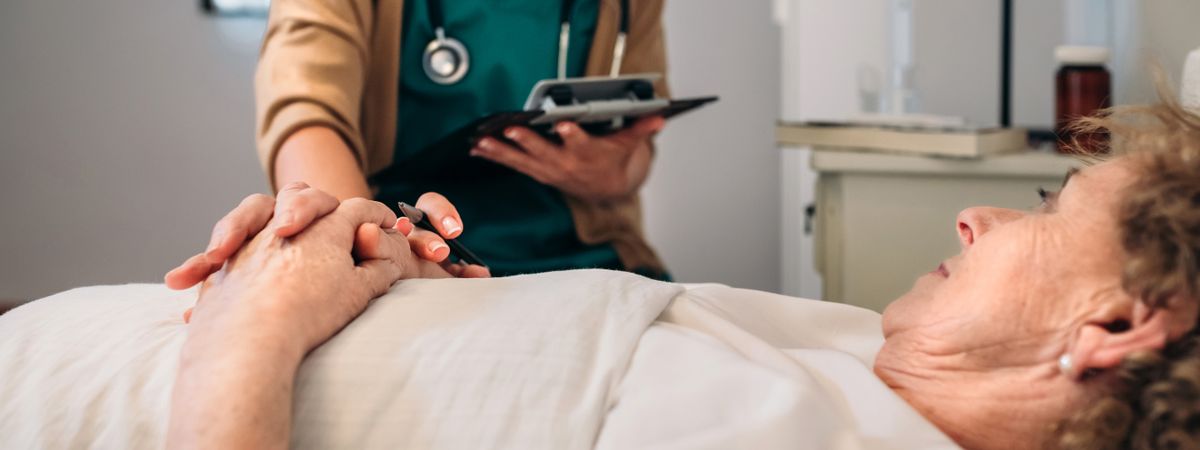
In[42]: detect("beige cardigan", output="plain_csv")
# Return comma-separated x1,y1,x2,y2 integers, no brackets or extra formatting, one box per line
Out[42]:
255,0,670,273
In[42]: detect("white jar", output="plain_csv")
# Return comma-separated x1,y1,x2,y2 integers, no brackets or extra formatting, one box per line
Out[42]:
1183,48,1200,111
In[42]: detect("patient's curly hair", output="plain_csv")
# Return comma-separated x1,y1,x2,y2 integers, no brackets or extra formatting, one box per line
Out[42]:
1055,81,1200,449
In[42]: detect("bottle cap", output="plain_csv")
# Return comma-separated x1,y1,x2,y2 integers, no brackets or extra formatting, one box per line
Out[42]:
1055,46,1110,66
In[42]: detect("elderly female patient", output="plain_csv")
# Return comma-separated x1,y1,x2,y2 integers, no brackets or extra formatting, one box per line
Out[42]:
4,99,1200,450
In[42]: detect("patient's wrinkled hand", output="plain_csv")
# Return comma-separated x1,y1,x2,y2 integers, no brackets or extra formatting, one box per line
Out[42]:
165,183,489,313
187,197,446,353
167,197,445,448
165,182,342,290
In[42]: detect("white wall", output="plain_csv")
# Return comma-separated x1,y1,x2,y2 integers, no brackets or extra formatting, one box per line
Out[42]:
0,0,783,301
0,0,266,301
908,0,1197,128
910,0,1064,128
911,0,1001,126
1130,0,1200,103
645,1,782,292
1012,0,1064,128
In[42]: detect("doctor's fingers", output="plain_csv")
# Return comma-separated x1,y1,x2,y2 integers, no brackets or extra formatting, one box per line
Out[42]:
501,127,565,162
203,193,276,262
443,261,491,278
612,116,666,145
165,193,276,289
554,122,592,149
404,228,452,263
272,182,340,238
472,138,560,185
415,192,465,239
164,252,223,290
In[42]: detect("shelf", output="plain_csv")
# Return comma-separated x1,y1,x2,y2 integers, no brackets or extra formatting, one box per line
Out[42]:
798,148,1081,178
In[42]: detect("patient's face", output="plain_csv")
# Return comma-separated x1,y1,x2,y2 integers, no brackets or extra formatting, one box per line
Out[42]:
880,158,1134,361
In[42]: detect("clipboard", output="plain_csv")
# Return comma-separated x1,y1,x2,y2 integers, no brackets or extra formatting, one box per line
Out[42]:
371,74,718,182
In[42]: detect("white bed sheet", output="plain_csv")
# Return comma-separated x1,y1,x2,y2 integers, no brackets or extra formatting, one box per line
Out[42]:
598,284,959,449
0,270,957,449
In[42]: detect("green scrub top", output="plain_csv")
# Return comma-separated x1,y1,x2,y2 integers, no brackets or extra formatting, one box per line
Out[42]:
374,0,619,277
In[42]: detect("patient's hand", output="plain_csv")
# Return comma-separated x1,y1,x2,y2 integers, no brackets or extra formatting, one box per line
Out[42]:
189,197,439,352
165,183,488,320
168,198,437,449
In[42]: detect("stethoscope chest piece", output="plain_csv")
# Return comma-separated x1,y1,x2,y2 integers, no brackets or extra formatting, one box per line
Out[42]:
423,28,469,85
420,0,628,85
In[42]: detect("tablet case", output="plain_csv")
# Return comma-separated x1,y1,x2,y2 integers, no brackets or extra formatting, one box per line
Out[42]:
370,76,718,183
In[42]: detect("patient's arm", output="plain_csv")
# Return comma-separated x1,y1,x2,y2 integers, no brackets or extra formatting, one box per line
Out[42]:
170,308,303,450
167,198,444,449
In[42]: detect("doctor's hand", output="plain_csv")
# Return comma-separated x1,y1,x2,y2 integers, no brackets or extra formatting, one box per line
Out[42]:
471,116,666,202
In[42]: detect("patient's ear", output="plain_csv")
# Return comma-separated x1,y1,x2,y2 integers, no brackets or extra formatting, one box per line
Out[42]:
1068,302,1169,378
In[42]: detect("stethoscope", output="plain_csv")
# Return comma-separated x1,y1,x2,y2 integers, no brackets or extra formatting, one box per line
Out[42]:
422,0,631,85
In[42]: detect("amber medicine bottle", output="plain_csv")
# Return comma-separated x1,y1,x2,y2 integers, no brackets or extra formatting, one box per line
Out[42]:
1055,46,1112,154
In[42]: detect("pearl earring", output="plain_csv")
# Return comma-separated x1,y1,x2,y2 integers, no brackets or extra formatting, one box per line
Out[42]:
1058,354,1073,376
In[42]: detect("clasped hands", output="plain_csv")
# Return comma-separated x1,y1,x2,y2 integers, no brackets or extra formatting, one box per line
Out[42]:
161,117,662,352
163,182,489,354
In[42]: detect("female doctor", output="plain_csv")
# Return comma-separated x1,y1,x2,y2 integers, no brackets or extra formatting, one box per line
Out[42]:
254,0,673,280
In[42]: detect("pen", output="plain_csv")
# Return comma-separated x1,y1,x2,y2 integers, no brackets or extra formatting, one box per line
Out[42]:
396,202,488,267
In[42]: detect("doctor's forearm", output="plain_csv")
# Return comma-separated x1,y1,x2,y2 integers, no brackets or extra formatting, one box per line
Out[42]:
274,126,373,200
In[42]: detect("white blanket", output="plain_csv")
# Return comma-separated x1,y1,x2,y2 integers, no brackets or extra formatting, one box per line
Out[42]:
604,285,958,449
0,269,957,449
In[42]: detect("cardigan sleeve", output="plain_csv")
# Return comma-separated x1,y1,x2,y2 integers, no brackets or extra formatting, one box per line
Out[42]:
254,0,375,191
621,0,670,98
